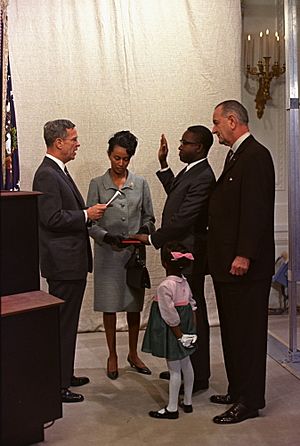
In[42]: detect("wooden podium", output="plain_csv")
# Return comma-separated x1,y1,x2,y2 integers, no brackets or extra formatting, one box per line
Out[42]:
0,192,63,445
1,291,63,446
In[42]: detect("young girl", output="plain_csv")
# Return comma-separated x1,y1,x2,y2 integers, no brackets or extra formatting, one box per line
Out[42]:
142,241,197,419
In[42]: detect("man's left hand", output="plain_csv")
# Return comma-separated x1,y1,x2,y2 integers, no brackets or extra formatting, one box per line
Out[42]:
230,256,250,276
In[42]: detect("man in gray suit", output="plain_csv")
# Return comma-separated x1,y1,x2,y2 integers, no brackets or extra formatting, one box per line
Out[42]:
133,126,216,391
33,119,106,403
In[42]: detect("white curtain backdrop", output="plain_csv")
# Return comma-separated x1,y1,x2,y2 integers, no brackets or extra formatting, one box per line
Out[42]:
7,0,242,331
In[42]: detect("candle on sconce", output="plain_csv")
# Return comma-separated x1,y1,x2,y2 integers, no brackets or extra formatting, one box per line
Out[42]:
246,34,251,66
259,31,263,61
276,35,280,64
274,32,278,62
251,35,254,67
265,28,270,57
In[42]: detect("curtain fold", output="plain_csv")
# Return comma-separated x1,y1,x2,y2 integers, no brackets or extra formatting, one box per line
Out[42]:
8,0,241,331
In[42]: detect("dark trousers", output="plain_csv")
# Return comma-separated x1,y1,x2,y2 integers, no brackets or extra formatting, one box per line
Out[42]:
186,269,210,384
47,278,87,389
213,278,271,410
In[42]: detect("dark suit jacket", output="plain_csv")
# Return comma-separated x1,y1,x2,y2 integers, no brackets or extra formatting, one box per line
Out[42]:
208,135,275,282
151,160,216,269
32,156,92,280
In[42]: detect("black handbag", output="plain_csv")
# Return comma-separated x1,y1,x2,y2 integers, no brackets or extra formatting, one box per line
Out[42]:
125,246,151,289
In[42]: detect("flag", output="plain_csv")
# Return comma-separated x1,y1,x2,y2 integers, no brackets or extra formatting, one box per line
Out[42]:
3,57,20,191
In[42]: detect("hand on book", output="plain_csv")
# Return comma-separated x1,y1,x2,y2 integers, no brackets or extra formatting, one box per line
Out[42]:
128,234,150,245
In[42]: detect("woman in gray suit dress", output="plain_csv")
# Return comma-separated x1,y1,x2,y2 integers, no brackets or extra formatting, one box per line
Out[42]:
87,130,155,379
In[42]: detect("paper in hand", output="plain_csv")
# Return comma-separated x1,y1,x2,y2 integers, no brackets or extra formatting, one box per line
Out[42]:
106,190,122,206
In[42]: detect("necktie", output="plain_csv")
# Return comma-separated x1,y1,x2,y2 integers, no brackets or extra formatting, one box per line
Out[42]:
64,166,72,178
224,149,234,166
63,166,85,208
64,167,80,195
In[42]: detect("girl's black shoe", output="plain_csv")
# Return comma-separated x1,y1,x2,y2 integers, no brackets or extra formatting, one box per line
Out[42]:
149,407,179,419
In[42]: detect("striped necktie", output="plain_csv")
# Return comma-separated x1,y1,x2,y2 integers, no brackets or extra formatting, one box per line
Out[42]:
224,149,234,166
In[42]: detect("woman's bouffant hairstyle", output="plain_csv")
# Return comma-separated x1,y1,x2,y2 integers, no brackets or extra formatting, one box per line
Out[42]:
107,130,138,157
161,241,194,271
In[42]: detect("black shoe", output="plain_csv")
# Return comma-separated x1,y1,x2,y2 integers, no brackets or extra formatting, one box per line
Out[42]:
61,388,84,403
179,379,209,395
127,356,151,375
107,369,119,380
149,407,179,419
213,403,259,424
107,359,118,380
70,376,90,387
159,370,185,381
210,394,235,405
178,400,193,413
159,371,170,380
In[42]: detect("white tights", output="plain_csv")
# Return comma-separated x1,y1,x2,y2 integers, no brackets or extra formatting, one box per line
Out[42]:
166,355,194,412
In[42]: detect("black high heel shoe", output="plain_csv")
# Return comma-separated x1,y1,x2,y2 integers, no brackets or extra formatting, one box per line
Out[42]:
107,359,118,380
127,356,151,375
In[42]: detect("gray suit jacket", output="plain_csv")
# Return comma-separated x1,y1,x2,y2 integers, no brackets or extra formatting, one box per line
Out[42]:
32,156,92,280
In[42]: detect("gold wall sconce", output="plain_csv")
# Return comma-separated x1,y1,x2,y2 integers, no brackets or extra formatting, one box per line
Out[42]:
245,29,285,119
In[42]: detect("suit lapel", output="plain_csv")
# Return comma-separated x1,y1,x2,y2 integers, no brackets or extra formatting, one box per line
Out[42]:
43,157,85,208
170,166,187,190
218,136,252,180
170,160,208,190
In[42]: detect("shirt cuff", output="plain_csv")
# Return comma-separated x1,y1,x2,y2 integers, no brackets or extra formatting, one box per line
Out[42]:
83,209,88,223
159,166,170,172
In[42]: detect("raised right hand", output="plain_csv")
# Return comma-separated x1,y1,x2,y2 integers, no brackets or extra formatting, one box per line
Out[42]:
158,133,168,169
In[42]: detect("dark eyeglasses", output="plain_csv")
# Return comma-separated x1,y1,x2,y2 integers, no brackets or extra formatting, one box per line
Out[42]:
179,139,200,146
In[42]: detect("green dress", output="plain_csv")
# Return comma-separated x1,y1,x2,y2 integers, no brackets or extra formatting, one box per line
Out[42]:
142,262,198,362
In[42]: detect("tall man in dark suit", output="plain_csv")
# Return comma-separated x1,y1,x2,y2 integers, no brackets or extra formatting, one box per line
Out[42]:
133,126,216,392
33,119,106,403
208,100,275,424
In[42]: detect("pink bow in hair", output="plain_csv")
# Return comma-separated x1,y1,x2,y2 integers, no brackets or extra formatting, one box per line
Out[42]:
171,251,194,261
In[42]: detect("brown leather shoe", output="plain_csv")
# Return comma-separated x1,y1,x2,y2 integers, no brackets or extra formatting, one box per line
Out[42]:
210,394,235,404
213,403,259,424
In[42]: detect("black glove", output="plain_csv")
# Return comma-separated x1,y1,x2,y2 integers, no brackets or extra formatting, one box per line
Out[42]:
103,234,124,247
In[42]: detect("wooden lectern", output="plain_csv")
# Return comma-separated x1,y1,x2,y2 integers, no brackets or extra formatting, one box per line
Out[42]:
1,291,63,445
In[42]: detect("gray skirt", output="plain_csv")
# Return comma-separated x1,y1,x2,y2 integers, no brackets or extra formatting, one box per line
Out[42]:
142,302,196,361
